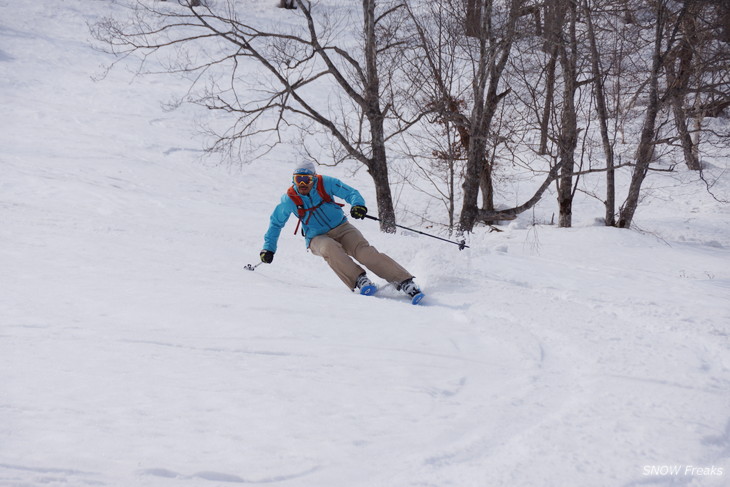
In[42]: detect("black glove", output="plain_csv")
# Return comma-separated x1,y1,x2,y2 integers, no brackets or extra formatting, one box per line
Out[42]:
350,205,368,219
260,250,274,264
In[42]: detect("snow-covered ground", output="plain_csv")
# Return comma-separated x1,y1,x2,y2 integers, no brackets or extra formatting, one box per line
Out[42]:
1,2,729,486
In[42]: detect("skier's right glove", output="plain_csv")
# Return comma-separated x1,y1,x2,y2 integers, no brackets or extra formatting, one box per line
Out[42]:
350,205,368,219
260,250,274,264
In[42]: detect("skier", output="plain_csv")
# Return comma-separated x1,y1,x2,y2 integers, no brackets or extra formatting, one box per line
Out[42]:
259,161,424,303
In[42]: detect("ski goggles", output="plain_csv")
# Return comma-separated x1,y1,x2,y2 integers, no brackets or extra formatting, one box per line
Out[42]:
294,174,315,185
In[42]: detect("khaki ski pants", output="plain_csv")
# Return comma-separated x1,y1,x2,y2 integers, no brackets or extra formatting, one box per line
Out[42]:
309,221,412,290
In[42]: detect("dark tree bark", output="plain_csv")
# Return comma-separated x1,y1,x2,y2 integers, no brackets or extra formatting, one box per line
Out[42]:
466,0,484,37
539,47,558,156
361,0,396,232
618,2,667,228
458,0,522,233
666,4,701,170
547,0,579,228
584,1,617,226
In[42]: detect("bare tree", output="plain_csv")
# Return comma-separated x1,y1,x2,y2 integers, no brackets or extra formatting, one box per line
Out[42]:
405,0,590,230
583,0,618,226
538,3,560,156
667,0,730,171
665,1,702,170
404,0,525,232
94,0,727,235
549,0,582,228
91,0,416,232
617,0,682,228
457,0,525,232
396,1,469,229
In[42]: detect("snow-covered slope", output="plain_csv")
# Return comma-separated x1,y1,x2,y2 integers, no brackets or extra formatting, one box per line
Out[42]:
1,2,728,487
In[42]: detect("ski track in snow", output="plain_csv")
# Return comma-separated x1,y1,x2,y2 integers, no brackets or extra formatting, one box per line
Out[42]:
1,1,729,487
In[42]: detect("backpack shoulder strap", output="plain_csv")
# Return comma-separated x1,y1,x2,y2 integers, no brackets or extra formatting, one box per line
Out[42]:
315,175,331,203
286,185,305,215
285,176,344,236
315,175,344,208
286,186,307,235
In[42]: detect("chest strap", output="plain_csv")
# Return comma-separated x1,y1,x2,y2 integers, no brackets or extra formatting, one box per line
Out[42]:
286,175,344,235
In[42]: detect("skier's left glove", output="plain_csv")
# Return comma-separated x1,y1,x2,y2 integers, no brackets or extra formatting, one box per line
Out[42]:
260,250,274,264
350,205,368,219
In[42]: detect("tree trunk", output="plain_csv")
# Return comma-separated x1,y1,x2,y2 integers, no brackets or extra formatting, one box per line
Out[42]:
466,0,484,38
617,106,658,229
618,6,664,228
367,148,396,233
539,0,564,156
667,6,701,170
671,95,701,170
554,0,577,228
480,158,494,212
556,77,577,229
459,109,487,232
539,47,558,156
458,0,521,233
362,0,395,232
584,1,616,225
458,1,490,234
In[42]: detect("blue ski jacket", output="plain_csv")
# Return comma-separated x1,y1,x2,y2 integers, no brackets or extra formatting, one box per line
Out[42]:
263,175,366,252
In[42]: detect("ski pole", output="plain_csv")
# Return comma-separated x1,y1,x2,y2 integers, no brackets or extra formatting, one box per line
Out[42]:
363,215,469,250
244,262,262,271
